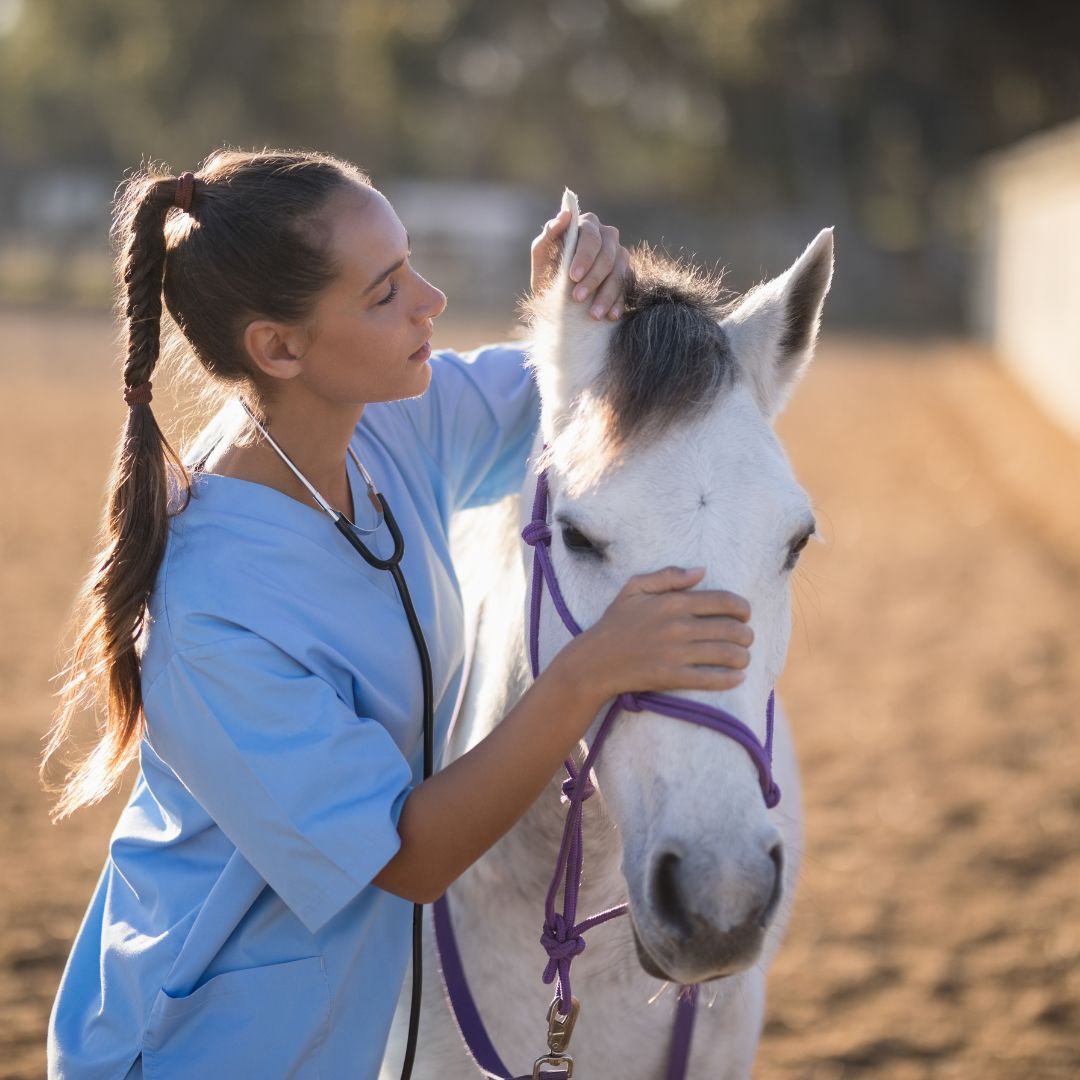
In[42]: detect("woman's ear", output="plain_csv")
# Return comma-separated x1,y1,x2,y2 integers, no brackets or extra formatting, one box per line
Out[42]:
242,320,308,382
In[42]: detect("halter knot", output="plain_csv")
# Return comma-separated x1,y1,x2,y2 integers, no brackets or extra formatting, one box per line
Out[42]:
763,780,782,809
521,520,552,547
560,772,595,804
540,914,587,973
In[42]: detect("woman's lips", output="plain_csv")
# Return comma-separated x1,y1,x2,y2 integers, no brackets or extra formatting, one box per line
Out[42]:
409,340,431,363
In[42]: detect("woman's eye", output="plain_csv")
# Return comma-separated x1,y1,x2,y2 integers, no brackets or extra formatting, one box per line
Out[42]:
561,524,597,553
377,281,399,306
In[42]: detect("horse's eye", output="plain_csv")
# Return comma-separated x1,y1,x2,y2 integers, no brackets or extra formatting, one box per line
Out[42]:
561,524,597,553
784,528,814,571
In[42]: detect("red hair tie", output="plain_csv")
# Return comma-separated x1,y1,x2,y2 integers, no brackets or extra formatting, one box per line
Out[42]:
124,381,153,407
174,172,195,213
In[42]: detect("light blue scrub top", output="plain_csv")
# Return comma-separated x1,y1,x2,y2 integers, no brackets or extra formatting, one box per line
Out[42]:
49,344,540,1079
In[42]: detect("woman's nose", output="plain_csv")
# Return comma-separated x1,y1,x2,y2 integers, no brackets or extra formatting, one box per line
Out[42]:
419,277,447,319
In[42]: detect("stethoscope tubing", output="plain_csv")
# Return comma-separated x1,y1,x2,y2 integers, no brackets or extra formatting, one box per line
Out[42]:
333,513,434,1080
238,399,433,1080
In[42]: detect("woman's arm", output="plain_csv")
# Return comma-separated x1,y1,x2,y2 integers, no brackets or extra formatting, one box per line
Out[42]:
373,565,753,902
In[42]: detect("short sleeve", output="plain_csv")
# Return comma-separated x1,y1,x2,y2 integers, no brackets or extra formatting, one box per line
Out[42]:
402,343,540,513
141,632,414,934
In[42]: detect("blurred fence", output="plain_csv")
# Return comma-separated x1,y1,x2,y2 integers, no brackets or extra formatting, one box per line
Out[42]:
0,168,972,331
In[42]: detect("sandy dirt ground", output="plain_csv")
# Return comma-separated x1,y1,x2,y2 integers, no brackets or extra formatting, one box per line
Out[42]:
1,311,1077,1079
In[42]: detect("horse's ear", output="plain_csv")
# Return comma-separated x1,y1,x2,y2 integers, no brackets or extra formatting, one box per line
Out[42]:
720,228,834,419
527,188,616,444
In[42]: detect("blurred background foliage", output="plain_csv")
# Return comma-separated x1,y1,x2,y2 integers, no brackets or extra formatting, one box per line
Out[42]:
0,0,1077,325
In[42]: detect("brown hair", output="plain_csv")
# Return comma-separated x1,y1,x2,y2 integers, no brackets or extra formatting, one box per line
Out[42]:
44,148,370,818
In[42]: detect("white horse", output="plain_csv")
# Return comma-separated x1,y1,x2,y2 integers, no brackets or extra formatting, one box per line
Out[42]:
384,194,833,1079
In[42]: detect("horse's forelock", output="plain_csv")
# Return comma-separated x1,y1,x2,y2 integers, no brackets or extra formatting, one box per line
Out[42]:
604,246,739,440
539,246,740,486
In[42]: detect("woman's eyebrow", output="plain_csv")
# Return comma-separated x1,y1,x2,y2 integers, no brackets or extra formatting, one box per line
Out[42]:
361,232,411,296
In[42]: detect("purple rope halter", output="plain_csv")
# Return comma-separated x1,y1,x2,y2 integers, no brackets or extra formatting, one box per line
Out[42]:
434,463,780,1080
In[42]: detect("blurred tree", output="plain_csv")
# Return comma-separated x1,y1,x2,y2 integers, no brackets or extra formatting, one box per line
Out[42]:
0,0,398,171
0,0,1077,231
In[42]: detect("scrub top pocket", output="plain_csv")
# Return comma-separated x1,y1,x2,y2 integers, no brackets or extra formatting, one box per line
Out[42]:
142,955,330,1080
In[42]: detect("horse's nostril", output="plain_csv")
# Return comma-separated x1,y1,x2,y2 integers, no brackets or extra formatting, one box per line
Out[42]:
651,851,692,936
759,842,784,928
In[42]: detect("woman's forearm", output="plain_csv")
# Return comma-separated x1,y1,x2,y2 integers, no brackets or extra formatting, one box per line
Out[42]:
372,641,603,903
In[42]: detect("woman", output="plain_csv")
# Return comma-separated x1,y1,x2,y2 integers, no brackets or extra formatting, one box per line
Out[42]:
45,149,755,1078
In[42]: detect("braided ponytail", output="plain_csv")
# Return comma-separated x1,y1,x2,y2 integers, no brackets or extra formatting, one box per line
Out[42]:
44,172,193,817
44,149,367,817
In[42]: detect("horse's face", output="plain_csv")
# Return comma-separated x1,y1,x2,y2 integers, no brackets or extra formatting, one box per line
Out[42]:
525,192,832,984
540,391,810,984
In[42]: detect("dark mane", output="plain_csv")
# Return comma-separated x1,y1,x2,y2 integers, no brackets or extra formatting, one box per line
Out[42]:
598,244,739,449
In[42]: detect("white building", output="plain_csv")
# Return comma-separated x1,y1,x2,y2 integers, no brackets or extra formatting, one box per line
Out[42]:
974,119,1080,438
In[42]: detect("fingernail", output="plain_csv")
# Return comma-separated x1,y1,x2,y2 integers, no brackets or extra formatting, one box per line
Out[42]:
573,285,588,301
609,306,621,319
571,265,584,283
590,304,604,319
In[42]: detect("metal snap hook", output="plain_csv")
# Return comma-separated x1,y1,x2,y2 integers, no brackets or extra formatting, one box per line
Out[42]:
546,996,580,1055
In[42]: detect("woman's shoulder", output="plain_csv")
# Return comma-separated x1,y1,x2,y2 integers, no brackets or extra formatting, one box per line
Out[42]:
145,483,334,666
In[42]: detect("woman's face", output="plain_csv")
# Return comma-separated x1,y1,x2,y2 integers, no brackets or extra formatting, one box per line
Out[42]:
296,184,446,406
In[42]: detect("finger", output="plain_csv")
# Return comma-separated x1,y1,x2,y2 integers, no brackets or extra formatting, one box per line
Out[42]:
530,209,571,259
590,261,625,320
679,642,751,670
531,209,573,293
573,227,618,306
684,616,754,648
672,667,747,692
605,249,631,320
630,566,705,595
679,590,752,621
569,217,603,286
544,207,572,240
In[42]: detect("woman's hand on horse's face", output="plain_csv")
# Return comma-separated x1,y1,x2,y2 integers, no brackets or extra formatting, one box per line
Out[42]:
560,566,755,705
531,208,631,320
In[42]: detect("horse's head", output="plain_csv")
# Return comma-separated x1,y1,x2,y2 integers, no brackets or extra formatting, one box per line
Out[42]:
524,191,832,985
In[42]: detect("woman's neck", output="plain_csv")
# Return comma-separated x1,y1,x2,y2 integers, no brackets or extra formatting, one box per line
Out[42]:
206,396,366,519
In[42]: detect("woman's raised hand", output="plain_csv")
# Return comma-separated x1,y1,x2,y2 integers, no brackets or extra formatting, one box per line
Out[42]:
557,567,754,708
530,207,631,320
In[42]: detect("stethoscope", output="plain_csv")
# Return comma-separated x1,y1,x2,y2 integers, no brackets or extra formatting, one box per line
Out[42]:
238,398,432,1080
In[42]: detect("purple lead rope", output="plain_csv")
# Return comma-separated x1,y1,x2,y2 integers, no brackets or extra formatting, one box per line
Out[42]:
434,465,780,1079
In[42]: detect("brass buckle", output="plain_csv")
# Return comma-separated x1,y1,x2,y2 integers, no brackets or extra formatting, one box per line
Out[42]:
532,1052,574,1079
